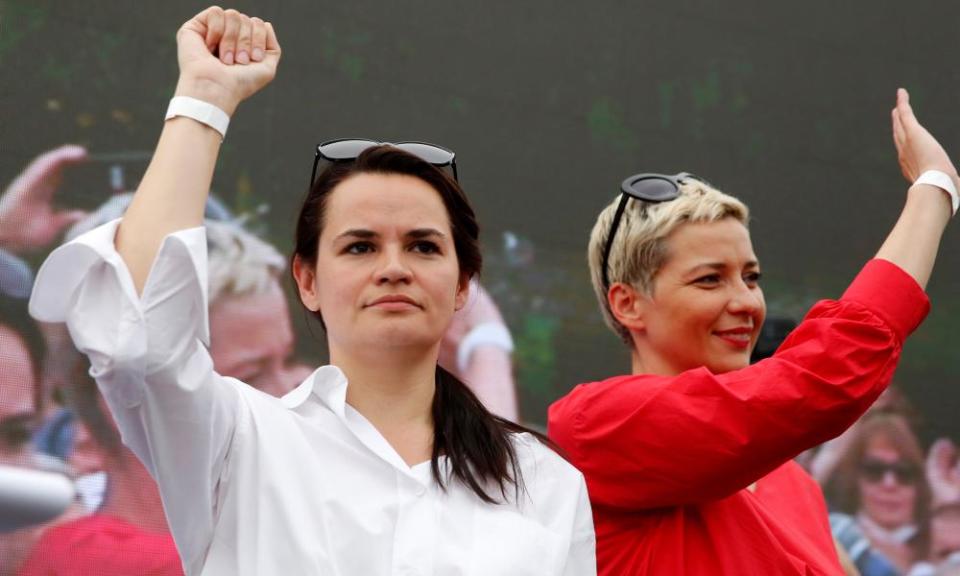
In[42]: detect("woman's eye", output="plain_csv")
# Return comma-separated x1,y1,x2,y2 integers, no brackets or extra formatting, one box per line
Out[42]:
345,242,374,255
694,274,721,285
411,241,440,254
744,271,763,285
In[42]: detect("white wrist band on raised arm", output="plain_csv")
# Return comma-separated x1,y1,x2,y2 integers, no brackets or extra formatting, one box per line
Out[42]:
165,96,230,140
457,322,515,373
915,170,959,217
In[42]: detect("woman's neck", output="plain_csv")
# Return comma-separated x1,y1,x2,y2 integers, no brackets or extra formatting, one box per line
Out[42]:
331,344,437,465
630,348,681,377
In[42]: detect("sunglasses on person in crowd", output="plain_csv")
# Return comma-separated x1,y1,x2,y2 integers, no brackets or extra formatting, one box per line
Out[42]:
859,458,920,485
600,172,708,290
0,412,38,451
310,139,458,188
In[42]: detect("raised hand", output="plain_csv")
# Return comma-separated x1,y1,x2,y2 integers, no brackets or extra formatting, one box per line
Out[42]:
174,7,281,116
0,145,87,253
891,88,959,186
927,437,960,508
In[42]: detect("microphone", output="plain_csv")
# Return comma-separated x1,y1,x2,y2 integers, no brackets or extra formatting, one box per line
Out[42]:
0,464,75,532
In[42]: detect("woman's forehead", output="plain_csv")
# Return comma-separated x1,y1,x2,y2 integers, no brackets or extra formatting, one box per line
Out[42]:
662,219,757,268
324,173,450,233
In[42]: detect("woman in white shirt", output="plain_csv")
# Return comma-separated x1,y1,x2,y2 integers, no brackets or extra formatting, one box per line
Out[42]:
28,6,595,575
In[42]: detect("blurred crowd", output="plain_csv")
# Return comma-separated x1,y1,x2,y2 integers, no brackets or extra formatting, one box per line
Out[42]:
1,147,958,575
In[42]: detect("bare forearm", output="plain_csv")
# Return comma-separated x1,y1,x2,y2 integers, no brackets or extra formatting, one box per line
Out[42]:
875,184,952,290
117,117,223,294
114,6,280,295
464,348,519,421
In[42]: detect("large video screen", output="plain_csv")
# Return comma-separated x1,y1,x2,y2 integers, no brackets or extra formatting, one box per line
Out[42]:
2,1,958,574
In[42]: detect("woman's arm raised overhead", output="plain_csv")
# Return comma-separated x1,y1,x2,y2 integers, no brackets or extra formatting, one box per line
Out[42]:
875,88,956,289
117,6,281,295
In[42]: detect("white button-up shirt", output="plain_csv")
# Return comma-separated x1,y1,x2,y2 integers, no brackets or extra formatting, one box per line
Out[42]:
29,220,596,576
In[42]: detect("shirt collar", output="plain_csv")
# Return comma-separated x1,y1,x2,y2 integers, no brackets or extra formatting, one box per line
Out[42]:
280,365,348,418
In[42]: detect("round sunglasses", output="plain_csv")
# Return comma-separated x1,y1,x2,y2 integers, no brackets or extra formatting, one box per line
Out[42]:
600,172,707,290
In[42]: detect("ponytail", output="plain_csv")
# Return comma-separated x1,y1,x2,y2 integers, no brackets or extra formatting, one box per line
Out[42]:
431,366,557,504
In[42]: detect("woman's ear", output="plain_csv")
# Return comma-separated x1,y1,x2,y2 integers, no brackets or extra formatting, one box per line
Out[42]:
608,282,647,333
292,255,321,312
454,274,471,311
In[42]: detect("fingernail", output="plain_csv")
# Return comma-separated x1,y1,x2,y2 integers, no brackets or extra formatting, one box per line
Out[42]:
237,50,249,64
252,48,264,61
223,51,234,65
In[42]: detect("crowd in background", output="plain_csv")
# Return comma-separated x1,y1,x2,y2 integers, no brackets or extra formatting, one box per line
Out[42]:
2,145,959,575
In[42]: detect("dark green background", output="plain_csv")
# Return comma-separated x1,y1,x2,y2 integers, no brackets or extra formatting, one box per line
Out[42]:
2,1,958,436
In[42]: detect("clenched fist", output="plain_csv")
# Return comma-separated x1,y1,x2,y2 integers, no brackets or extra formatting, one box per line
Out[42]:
174,7,281,116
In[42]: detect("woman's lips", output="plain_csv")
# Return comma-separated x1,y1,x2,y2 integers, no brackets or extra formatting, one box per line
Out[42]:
714,327,752,349
366,295,421,311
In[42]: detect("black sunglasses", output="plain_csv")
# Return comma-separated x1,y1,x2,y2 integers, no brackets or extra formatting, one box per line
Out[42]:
859,459,920,485
310,138,458,188
600,172,707,291
0,412,39,450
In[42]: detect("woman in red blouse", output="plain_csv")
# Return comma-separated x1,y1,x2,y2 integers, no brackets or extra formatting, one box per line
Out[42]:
548,89,958,575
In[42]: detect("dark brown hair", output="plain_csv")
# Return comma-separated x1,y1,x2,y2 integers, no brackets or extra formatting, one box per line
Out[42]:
292,145,545,503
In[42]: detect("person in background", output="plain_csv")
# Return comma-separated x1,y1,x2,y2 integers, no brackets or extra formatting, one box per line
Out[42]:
16,365,184,576
439,281,518,421
927,438,960,567
824,413,934,575
0,298,50,576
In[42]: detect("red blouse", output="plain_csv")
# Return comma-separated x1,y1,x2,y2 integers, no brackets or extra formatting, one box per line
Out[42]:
548,259,929,575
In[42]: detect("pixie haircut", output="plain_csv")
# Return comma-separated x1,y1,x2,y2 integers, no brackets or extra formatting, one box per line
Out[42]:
588,178,750,344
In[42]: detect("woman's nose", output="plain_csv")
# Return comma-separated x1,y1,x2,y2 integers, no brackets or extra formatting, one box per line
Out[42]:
728,281,763,315
375,247,412,284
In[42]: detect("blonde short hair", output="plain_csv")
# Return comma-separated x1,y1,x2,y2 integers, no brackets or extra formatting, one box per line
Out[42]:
587,178,749,344
68,193,285,305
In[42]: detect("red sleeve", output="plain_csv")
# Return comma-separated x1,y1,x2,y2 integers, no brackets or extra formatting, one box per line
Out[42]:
548,259,929,511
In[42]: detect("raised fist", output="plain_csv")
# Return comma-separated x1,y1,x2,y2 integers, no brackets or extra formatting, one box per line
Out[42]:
174,7,281,116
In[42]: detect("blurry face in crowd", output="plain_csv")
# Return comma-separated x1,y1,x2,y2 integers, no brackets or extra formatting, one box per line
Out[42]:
0,324,36,467
296,173,466,357
858,435,919,529
209,282,306,397
637,219,765,375
0,325,41,574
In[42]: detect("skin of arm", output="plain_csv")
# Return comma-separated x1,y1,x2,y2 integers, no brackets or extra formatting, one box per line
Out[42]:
117,7,281,295
875,88,956,288
439,283,519,421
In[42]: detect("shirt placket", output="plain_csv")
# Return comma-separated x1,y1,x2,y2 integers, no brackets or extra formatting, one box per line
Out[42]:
391,465,436,576
338,404,439,576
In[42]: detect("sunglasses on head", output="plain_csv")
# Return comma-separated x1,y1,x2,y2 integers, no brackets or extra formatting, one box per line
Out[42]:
310,138,458,189
600,172,708,291
859,459,920,485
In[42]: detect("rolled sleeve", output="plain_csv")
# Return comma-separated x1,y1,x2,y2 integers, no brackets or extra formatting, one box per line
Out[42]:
29,219,242,570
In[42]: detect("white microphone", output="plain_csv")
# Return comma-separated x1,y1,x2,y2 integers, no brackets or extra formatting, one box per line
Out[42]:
0,465,75,532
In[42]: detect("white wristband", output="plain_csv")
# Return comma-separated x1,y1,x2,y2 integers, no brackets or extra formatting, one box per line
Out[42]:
457,322,514,373
915,170,959,217
165,96,230,139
